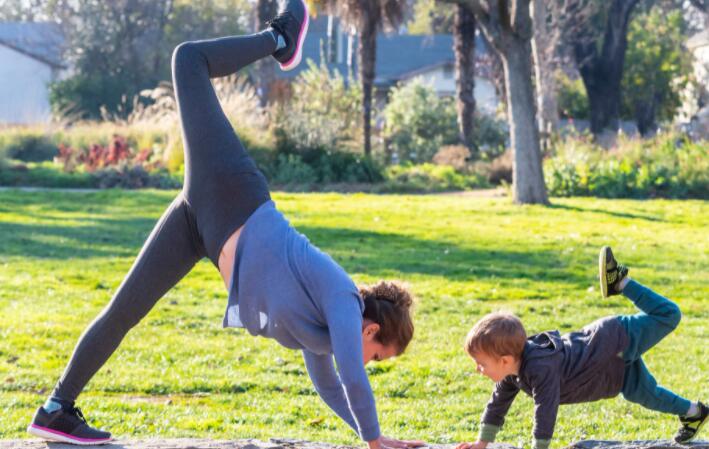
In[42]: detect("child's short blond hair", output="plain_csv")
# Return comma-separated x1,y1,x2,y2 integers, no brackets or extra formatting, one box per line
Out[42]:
464,312,527,359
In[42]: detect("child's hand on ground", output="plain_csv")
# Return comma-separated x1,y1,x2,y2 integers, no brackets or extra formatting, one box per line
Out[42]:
455,441,489,449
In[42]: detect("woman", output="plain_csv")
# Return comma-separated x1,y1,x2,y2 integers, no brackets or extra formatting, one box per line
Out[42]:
27,1,422,447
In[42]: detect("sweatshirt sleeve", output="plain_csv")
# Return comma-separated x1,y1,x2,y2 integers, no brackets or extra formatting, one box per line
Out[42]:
320,290,381,442
479,377,520,442
302,350,358,432
528,362,561,443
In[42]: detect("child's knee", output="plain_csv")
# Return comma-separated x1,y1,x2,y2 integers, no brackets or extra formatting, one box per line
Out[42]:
664,301,682,330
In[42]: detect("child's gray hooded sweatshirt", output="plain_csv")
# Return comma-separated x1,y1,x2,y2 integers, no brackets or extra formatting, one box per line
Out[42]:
479,316,629,449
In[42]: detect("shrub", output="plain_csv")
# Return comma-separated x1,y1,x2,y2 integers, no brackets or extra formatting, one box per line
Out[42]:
382,163,488,193
383,80,459,163
54,134,164,174
271,154,318,185
482,150,513,185
433,145,471,170
93,165,181,189
0,130,58,162
475,113,508,159
270,149,384,186
557,73,589,120
274,60,362,153
0,161,95,188
545,133,709,198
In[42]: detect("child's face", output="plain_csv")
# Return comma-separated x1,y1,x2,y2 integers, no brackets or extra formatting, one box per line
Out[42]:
470,350,518,383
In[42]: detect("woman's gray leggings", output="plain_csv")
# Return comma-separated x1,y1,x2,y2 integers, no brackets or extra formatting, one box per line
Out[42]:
51,31,276,402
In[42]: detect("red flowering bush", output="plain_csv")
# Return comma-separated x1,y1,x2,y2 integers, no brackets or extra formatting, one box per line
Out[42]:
54,134,163,173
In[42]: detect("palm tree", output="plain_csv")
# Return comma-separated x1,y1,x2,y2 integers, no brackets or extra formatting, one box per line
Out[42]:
255,0,278,105
324,0,408,156
453,4,476,151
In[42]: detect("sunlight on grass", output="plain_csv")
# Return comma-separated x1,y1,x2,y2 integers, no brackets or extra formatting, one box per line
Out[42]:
0,190,707,445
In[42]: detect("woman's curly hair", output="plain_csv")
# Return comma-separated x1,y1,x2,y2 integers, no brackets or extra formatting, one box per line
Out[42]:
359,280,415,355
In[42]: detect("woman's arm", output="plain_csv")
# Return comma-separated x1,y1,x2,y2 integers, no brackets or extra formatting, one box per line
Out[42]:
302,350,358,431
321,291,381,442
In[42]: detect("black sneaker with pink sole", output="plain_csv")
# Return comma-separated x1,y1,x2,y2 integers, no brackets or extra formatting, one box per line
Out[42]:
268,0,309,71
27,404,112,445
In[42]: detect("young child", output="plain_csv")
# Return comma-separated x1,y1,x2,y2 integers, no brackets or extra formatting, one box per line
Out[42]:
456,246,707,449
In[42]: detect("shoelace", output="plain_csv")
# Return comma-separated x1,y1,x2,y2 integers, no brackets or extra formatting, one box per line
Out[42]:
69,406,88,424
267,11,295,31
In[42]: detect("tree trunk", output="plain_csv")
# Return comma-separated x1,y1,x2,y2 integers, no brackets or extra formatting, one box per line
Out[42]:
635,96,658,137
453,4,476,151
359,16,377,156
531,0,558,152
574,0,639,136
503,41,549,205
255,0,278,106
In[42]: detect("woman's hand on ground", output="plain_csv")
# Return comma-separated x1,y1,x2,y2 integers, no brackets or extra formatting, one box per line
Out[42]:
379,436,427,448
369,436,426,449
455,441,489,449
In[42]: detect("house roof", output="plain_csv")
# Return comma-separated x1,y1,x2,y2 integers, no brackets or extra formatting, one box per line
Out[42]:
0,22,65,68
276,29,489,86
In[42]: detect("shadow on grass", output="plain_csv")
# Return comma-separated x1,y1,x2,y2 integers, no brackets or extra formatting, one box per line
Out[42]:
0,218,157,259
298,226,585,284
549,203,666,223
0,218,584,285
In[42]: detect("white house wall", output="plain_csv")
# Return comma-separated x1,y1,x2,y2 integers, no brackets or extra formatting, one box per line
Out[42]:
402,69,499,115
0,44,55,124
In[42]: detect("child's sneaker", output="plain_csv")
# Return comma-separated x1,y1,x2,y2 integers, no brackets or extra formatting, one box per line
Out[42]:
27,404,112,445
268,0,309,71
599,246,629,298
675,401,709,444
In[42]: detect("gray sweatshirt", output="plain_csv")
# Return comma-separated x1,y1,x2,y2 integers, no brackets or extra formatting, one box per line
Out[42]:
222,200,380,441
480,316,629,445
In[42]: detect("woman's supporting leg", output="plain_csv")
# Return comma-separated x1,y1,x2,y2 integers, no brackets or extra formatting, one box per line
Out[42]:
617,280,682,361
51,194,206,401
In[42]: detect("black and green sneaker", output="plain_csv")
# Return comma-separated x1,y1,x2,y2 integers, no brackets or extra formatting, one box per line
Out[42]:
675,401,709,444
598,246,629,298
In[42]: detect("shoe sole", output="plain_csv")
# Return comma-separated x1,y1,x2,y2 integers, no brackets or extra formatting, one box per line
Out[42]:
279,0,309,71
28,423,113,445
599,246,609,298
679,413,709,444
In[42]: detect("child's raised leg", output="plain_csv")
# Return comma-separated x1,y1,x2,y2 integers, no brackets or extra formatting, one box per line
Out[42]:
600,247,707,442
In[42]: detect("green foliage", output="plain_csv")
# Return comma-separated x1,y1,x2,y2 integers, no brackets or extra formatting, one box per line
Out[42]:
270,149,385,186
0,161,95,188
621,9,692,131
0,161,181,189
0,191,707,443
408,0,455,34
383,80,459,163
47,0,250,120
271,154,319,185
0,129,58,162
556,73,589,120
545,133,709,199
274,60,362,154
382,163,488,192
474,114,508,159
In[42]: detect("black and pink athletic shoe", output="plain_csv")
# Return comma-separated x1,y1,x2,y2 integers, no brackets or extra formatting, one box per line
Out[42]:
269,0,309,71
27,405,112,445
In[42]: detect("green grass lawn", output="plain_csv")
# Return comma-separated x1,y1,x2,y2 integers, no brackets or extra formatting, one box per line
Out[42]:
0,189,707,446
